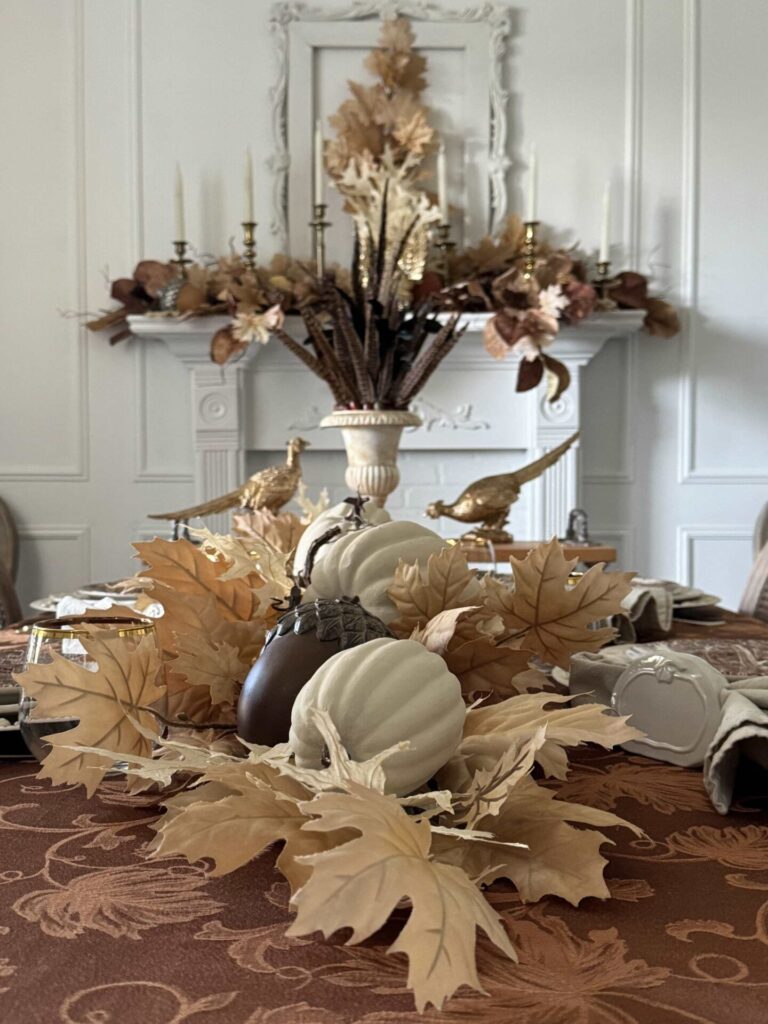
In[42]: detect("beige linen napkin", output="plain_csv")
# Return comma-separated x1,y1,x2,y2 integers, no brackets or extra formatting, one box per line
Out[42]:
568,648,768,814
704,681,768,814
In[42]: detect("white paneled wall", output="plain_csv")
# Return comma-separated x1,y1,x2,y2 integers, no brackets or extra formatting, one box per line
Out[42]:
1,0,766,611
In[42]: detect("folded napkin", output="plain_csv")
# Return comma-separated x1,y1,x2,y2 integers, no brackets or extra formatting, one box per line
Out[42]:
614,578,722,642
568,645,768,814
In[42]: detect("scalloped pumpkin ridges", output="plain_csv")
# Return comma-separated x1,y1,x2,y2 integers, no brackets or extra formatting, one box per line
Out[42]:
289,637,466,795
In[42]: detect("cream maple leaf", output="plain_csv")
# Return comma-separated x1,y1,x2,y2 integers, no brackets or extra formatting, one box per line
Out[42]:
15,632,164,797
444,692,642,787
288,783,517,1011
432,775,642,905
498,539,635,668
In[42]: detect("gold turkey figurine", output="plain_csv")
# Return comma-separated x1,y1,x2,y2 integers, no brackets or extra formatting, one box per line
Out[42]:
149,437,309,534
426,432,579,544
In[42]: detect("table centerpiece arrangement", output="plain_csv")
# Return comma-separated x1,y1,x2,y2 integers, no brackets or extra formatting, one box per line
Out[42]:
14,501,643,1012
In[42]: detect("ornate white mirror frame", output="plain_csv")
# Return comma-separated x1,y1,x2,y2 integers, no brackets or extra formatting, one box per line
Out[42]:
268,1,512,255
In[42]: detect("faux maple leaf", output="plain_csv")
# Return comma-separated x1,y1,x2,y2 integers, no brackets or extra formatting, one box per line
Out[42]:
232,509,306,555
288,783,517,1011
443,636,534,701
189,525,292,595
134,538,269,721
14,632,164,797
498,539,635,667
387,545,484,636
456,692,643,782
432,775,641,906
153,773,308,877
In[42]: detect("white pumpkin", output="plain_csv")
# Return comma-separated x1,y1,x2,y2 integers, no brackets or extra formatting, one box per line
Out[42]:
289,637,466,795
293,501,391,577
302,519,446,623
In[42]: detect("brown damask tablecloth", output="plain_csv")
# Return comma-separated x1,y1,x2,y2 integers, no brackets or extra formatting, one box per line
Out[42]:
2,748,768,1024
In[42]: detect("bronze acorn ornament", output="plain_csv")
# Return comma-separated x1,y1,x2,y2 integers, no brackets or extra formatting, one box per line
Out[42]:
236,596,393,746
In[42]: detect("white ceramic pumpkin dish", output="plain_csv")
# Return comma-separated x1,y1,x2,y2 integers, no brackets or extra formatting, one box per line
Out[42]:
289,636,466,795
302,519,446,624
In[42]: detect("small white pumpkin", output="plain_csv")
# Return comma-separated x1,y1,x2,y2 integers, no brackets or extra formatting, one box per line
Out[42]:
293,500,391,577
289,636,466,795
302,519,446,623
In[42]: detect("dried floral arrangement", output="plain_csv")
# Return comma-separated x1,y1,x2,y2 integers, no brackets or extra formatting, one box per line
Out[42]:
85,13,679,411
325,17,435,187
268,188,459,410
15,504,644,1013
439,214,681,401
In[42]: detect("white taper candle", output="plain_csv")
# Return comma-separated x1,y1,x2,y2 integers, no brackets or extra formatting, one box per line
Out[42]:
314,119,324,206
437,142,448,223
599,180,611,262
244,149,255,222
526,145,538,222
174,163,186,240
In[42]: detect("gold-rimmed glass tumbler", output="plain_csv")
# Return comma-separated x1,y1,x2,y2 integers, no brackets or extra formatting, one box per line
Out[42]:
19,615,156,763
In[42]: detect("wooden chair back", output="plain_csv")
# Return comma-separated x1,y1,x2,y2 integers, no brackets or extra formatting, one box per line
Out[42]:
754,502,768,558
0,498,21,627
740,541,768,622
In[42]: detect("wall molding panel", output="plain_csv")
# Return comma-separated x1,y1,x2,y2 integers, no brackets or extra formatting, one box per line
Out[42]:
2,0,765,612
676,526,753,589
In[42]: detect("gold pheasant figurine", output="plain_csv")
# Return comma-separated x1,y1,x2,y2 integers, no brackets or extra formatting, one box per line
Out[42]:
149,437,310,528
425,432,579,543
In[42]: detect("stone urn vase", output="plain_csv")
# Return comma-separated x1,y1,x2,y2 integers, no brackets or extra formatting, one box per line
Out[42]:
320,409,421,507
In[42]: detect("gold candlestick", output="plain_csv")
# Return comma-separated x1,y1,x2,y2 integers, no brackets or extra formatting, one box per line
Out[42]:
171,239,191,274
521,220,539,279
594,259,612,299
310,203,330,277
241,221,258,272
435,222,456,284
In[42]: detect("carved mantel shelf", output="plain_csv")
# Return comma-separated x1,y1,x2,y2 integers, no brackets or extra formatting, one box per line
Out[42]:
128,310,645,536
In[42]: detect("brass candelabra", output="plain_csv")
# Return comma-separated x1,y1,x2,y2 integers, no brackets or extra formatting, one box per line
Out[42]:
435,222,456,284
241,221,258,272
593,259,612,299
171,240,191,274
521,220,539,279
310,203,330,277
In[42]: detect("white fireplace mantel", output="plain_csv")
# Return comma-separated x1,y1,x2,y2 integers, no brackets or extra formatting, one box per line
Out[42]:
128,310,644,537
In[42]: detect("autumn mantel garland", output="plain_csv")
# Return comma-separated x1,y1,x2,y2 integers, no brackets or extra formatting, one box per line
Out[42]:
15,519,642,1013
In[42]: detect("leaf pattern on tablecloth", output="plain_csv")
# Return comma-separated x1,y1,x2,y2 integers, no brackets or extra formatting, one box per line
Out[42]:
2,750,768,1023
0,957,17,995
554,758,712,814
664,825,768,869
13,862,223,939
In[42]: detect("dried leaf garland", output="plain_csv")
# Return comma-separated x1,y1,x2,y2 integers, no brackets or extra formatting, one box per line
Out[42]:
443,637,535,701
14,631,164,797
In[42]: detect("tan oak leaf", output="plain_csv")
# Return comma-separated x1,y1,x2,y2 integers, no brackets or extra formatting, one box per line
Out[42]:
288,784,516,1011
14,632,164,796
499,539,635,667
